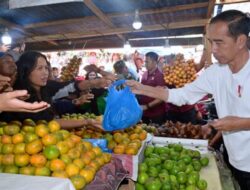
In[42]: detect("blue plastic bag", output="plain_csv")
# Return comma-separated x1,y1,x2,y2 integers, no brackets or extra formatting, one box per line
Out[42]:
103,79,142,131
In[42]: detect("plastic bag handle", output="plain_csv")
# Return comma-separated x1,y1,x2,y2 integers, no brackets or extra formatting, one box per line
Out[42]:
109,79,129,92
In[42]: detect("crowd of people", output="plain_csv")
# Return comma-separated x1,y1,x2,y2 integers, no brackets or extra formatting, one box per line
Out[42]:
0,9,249,190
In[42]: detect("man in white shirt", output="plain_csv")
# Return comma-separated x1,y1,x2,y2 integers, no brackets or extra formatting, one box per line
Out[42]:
126,10,250,189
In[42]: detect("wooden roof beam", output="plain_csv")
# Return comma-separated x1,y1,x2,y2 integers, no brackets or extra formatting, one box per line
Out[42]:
216,0,249,4
24,2,208,29
83,0,124,41
0,18,59,46
24,18,208,43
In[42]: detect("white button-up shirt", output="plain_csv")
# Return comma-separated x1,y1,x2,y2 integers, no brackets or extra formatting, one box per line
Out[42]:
168,51,250,172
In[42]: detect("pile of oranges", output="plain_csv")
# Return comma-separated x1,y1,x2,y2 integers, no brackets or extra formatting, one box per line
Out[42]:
163,54,197,88
74,125,147,155
0,119,111,190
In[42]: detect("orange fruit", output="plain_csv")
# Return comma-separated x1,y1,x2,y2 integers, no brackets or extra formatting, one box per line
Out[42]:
12,133,24,144
70,175,86,190
113,144,126,154
3,124,20,135
60,154,72,165
19,166,35,175
43,145,60,160
79,168,95,184
108,140,117,150
13,143,26,154
120,138,130,146
139,130,147,140
125,146,138,155
84,150,96,160
129,133,139,141
75,143,85,153
103,153,112,163
2,154,14,165
56,141,69,154
24,133,39,143
30,154,47,167
35,124,49,137
65,163,80,177
134,125,143,134
14,154,30,167
113,133,123,143
36,120,48,125
50,159,66,171
64,139,75,149
1,135,12,144
131,139,142,149
92,146,102,157
122,133,129,139
73,158,85,170
81,154,91,165
9,120,22,127
82,141,93,151
22,126,35,133
35,167,51,176
95,156,105,167
67,148,81,160
54,132,63,142
0,154,2,164
69,135,81,144
25,139,43,155
23,119,36,127
58,130,70,140
52,170,68,178
2,143,14,154
48,120,60,133
42,134,57,146
88,160,100,172
3,165,19,174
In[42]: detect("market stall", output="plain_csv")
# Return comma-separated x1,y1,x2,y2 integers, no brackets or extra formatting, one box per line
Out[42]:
1,0,249,190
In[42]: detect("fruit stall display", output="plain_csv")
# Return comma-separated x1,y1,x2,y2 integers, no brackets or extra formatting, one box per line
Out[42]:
136,144,209,190
73,125,147,155
163,54,197,88
60,55,82,82
0,119,111,190
61,113,100,120
141,121,208,140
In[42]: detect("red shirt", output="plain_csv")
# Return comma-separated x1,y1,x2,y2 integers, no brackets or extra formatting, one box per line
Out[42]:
139,68,166,117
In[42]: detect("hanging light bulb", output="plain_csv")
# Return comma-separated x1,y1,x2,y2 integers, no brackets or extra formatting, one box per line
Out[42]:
1,28,12,45
132,9,142,30
123,41,131,50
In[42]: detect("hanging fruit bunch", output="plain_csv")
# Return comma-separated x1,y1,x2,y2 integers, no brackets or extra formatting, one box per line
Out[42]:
60,56,82,82
163,54,197,88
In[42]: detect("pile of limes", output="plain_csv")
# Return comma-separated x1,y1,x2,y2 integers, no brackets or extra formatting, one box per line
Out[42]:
136,144,209,190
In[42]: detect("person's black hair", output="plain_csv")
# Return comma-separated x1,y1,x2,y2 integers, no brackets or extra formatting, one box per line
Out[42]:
52,67,58,71
210,10,250,39
145,52,159,62
14,51,51,103
113,60,126,74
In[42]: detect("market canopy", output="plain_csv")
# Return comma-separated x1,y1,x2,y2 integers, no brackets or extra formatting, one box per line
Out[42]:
0,0,247,51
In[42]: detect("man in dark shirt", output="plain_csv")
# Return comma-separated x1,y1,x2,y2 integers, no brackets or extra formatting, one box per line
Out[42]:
138,52,166,124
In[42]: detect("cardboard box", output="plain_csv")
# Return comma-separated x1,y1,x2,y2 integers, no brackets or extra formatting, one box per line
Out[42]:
111,134,152,181
0,173,75,190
